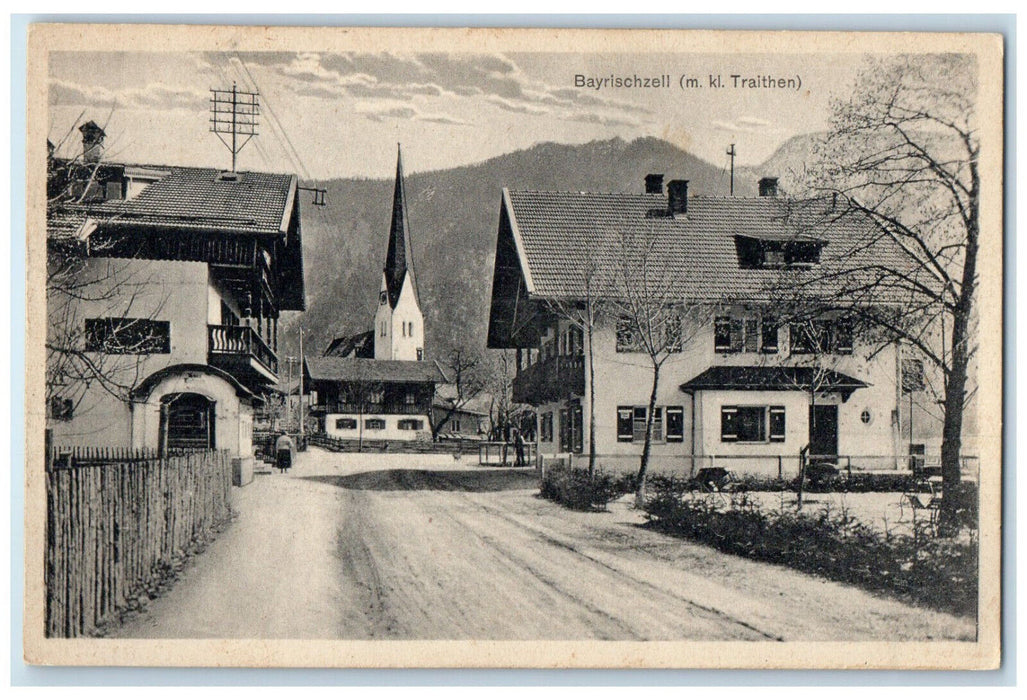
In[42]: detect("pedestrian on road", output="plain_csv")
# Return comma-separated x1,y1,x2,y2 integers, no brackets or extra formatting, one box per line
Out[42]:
275,433,295,473
514,428,526,467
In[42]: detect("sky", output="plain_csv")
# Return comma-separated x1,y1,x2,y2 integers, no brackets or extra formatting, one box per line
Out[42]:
48,51,867,180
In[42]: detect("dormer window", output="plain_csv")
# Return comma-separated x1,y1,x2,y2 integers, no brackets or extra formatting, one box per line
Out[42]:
734,235,824,269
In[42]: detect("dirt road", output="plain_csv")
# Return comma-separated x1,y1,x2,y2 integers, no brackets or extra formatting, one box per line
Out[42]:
114,447,974,640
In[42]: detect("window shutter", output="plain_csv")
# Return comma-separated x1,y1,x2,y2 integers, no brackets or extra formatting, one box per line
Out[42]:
666,406,684,443
836,319,854,354
761,317,779,353
769,406,786,442
720,406,738,442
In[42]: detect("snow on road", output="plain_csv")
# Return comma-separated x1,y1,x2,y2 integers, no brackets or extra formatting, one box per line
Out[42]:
114,447,975,641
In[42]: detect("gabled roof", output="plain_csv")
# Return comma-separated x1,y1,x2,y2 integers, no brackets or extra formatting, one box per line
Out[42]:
324,330,375,359
500,189,912,303
679,366,868,396
82,165,297,236
304,356,444,384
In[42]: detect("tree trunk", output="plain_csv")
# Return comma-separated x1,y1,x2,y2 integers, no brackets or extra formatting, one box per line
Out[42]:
938,209,978,534
635,364,660,508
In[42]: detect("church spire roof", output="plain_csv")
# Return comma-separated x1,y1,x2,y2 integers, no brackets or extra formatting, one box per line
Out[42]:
384,144,417,309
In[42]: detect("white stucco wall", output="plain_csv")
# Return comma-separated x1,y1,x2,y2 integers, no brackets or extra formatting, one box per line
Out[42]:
48,257,212,446
324,412,432,442
533,309,927,476
373,273,424,362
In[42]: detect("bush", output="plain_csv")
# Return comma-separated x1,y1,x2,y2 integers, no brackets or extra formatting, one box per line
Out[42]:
644,491,978,617
540,465,633,511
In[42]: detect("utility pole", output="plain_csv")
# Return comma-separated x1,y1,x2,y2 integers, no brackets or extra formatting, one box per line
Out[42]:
726,143,736,196
299,328,305,441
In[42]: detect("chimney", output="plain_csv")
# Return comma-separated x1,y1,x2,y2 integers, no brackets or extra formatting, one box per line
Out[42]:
758,177,779,197
79,121,106,164
667,179,689,215
644,173,664,194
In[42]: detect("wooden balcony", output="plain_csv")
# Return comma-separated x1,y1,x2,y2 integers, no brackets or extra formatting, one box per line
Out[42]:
208,324,278,387
512,355,585,406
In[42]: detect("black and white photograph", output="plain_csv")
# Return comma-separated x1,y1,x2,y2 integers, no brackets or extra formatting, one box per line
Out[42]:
23,25,1004,669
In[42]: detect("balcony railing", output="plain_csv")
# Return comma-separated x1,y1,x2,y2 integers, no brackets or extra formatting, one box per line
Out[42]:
512,355,585,405
208,324,278,377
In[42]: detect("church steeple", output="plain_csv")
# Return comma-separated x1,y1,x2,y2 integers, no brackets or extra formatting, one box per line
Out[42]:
384,144,417,309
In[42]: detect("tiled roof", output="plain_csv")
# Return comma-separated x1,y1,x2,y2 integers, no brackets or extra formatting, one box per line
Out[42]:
679,366,869,393
305,357,444,384
78,165,295,236
504,189,916,304
324,330,375,359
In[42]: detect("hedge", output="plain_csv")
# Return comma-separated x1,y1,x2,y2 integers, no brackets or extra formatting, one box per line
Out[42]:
644,491,978,617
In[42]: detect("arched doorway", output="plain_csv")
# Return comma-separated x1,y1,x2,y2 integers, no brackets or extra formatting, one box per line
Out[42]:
160,393,216,451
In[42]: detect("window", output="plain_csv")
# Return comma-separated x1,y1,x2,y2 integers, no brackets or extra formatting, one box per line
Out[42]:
743,319,759,353
721,406,774,443
416,348,423,361
616,317,642,352
364,418,385,431
452,418,461,432
398,419,424,431
570,326,584,355
665,316,683,352
789,319,853,355
404,390,417,405
49,396,74,421
716,315,777,354
666,406,684,443
860,409,873,425
541,412,554,442
617,406,664,443
84,318,171,354
379,291,387,305
901,358,925,392
368,389,384,405
335,418,357,430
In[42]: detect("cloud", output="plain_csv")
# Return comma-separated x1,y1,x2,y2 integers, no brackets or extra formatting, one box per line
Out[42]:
49,78,207,112
253,52,649,126
712,116,781,134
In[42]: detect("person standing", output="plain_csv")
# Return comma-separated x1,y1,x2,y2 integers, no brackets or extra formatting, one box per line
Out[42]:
514,428,526,467
275,433,295,473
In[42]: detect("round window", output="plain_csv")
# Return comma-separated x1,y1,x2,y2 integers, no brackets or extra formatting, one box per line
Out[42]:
860,409,872,425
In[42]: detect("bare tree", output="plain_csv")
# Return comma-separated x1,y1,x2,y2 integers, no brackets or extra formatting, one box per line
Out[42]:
543,253,606,476
46,120,170,428
804,54,979,531
430,344,487,440
609,225,706,507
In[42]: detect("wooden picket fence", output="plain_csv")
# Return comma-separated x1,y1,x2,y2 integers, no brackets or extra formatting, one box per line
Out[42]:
44,447,234,637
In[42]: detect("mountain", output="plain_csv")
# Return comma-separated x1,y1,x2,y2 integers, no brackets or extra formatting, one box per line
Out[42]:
736,132,825,197
281,135,811,360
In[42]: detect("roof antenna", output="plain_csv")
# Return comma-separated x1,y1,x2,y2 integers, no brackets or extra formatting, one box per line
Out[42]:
210,82,260,172
726,143,736,196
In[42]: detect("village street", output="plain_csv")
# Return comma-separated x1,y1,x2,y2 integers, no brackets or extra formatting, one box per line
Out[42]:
113,447,975,641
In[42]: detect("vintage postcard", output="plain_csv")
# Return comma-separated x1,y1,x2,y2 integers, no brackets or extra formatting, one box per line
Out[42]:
23,24,1004,669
